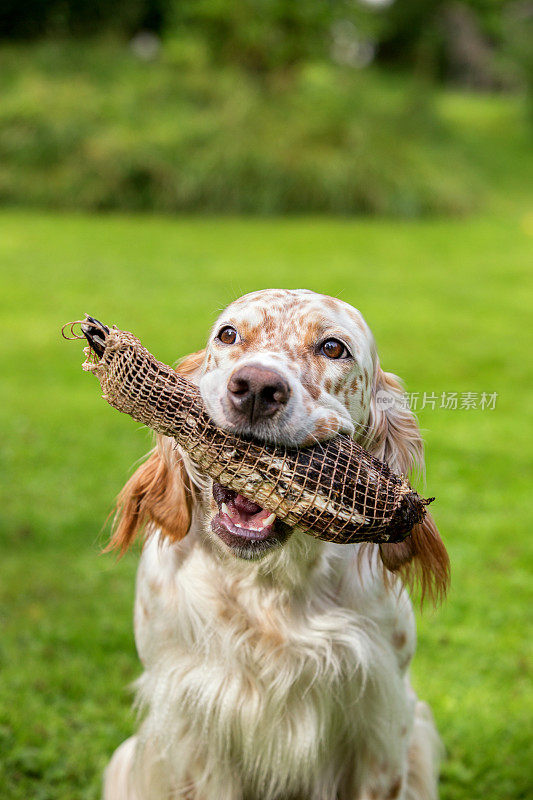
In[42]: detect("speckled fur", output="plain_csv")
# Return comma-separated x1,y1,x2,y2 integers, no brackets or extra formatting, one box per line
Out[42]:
200,289,375,447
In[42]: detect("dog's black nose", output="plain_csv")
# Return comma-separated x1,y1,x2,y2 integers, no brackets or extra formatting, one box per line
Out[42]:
227,366,290,423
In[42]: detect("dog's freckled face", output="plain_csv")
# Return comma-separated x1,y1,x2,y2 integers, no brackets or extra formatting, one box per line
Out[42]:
197,289,377,560
200,288,374,446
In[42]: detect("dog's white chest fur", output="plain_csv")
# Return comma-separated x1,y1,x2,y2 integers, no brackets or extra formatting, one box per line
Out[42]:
131,532,415,800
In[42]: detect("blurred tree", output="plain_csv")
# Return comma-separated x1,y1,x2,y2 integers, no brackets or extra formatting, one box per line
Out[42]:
376,0,509,85
0,0,171,38
173,0,378,72
440,3,504,88
173,0,516,86
0,0,525,94
503,2,533,112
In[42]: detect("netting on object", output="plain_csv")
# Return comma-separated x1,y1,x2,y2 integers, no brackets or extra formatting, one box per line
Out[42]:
76,322,430,544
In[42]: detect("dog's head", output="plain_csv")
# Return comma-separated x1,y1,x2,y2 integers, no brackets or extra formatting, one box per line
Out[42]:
110,290,448,602
200,288,375,446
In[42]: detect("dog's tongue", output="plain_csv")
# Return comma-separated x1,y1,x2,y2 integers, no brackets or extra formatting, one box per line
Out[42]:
233,494,263,516
213,482,275,535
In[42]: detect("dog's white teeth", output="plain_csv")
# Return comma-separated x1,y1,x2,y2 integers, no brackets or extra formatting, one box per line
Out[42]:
220,502,275,531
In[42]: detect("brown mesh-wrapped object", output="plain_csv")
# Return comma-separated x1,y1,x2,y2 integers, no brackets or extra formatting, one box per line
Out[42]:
65,316,433,544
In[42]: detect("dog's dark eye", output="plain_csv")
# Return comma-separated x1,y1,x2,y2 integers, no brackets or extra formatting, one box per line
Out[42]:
320,338,350,360
217,326,239,345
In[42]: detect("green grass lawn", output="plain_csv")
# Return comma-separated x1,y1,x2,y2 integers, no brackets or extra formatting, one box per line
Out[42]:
0,208,532,799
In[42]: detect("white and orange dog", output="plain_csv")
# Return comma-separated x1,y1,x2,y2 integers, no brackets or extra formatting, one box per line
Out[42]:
103,289,449,800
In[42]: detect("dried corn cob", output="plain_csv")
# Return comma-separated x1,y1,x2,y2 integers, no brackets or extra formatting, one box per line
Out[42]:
64,315,432,544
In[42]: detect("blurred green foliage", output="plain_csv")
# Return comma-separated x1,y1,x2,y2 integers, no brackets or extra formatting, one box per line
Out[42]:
0,1,530,216
175,0,355,72
0,0,521,82
1,40,531,216
0,0,170,38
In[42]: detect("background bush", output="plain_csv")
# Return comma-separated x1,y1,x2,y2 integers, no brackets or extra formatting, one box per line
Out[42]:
1,39,530,216
0,1,531,216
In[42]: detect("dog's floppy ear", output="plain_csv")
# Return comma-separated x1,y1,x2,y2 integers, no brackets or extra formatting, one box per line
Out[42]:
107,445,193,554
379,512,449,605
175,348,206,377
107,349,205,554
366,362,450,604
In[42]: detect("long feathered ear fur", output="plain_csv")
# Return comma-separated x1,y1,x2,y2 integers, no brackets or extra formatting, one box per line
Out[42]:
106,349,205,554
366,362,450,605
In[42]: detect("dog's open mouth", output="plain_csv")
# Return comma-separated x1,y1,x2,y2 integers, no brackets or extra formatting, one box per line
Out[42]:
211,482,291,557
